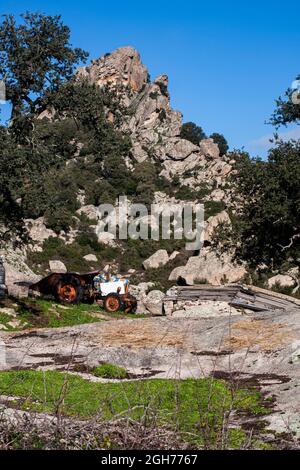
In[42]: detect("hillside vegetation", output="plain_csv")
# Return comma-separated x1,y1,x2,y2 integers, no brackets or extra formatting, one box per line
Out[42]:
0,12,299,292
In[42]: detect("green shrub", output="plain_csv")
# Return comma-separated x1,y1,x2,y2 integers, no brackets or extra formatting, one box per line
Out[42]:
196,183,211,200
118,237,185,274
180,122,206,145
27,234,122,275
269,282,295,296
204,200,226,219
174,185,197,201
210,133,229,155
93,363,127,379
193,278,208,284
75,231,100,252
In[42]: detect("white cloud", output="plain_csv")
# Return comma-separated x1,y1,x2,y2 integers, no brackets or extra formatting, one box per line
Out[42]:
249,126,300,150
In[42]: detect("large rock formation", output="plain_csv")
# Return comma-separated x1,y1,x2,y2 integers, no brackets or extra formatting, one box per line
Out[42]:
49,260,67,274
25,218,57,250
21,46,242,288
77,46,233,190
143,289,165,315
1,248,41,298
75,43,240,285
267,274,296,289
169,248,247,285
143,250,169,270
77,46,149,96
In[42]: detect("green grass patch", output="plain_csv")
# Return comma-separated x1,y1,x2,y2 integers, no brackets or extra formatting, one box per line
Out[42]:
93,363,127,379
0,370,269,447
0,301,30,331
1,298,146,331
0,313,12,331
16,299,104,329
0,313,20,331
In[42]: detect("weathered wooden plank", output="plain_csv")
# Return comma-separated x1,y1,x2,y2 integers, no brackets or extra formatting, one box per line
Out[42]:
177,292,238,299
234,298,283,312
164,283,300,314
240,287,288,304
236,292,288,309
176,291,239,297
176,296,234,302
179,286,240,291
244,284,300,307
230,300,270,312
245,292,291,307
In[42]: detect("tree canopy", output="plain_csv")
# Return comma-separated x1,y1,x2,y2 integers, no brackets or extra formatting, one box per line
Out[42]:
209,133,229,155
228,142,300,268
270,75,300,127
0,13,131,240
0,12,88,129
216,73,300,271
180,122,206,145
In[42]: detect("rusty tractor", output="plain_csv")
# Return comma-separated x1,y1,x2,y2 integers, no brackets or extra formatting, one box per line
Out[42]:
30,270,137,313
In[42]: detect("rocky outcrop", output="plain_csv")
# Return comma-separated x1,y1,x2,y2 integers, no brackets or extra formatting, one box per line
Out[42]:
83,254,98,263
162,138,200,161
4,263,40,298
96,232,117,247
209,188,226,202
49,260,67,274
130,282,155,300
25,218,57,251
143,290,165,315
124,73,183,164
169,251,180,261
171,301,241,318
0,249,40,298
204,211,231,244
169,248,246,285
2,306,300,439
267,274,296,289
76,205,98,221
129,283,165,315
77,46,148,96
143,250,169,270
77,46,233,190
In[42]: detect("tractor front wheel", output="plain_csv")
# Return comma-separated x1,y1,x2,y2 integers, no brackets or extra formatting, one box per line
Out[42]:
104,293,122,313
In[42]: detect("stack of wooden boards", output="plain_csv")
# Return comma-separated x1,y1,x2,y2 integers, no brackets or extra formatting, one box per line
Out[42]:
164,284,300,313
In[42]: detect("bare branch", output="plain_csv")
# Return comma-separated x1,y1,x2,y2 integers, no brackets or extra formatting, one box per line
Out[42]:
278,233,300,251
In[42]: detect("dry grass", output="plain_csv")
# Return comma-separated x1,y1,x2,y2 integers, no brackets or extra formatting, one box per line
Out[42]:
96,320,184,348
0,409,185,450
225,319,294,351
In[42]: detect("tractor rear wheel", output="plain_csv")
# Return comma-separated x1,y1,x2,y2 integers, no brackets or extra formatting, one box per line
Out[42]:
55,275,83,304
104,293,122,313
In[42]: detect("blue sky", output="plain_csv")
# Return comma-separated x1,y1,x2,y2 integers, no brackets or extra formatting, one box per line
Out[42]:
1,0,300,157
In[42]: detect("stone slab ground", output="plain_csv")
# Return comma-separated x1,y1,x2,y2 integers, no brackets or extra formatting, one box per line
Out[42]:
1,305,300,439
